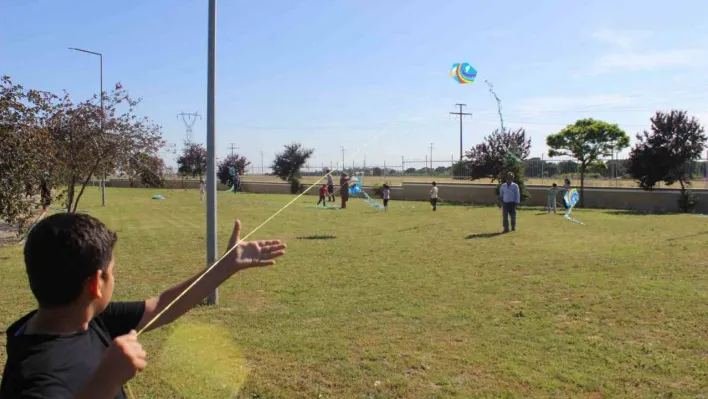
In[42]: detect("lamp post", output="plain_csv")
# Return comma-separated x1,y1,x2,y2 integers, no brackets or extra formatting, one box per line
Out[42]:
69,47,106,207
205,0,218,305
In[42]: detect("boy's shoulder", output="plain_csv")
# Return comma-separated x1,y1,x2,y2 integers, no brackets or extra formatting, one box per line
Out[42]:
1,313,109,397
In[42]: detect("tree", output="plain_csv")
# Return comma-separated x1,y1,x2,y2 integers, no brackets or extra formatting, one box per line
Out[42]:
0,76,55,232
546,119,629,207
177,141,207,178
271,143,314,194
465,128,532,201
627,110,707,212
372,167,383,176
217,154,251,187
128,153,165,187
47,83,165,212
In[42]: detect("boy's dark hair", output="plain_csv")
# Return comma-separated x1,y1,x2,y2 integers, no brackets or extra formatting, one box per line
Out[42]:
432,182,436,186
24,213,118,308
552,183,557,187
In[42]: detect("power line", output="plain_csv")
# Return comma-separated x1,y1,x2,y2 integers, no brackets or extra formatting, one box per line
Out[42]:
228,143,239,157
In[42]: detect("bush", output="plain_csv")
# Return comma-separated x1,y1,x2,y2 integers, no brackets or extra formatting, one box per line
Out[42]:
289,178,301,194
372,182,391,197
678,189,699,213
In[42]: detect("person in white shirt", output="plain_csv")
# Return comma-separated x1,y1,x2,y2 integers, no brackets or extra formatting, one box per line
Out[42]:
199,179,205,202
499,172,520,232
382,184,391,212
430,181,439,211
325,169,335,203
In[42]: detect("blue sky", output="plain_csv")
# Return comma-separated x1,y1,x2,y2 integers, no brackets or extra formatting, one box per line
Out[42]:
3,0,708,171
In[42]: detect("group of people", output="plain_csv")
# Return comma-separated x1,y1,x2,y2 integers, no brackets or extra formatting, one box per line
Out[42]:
316,170,393,211
546,178,572,214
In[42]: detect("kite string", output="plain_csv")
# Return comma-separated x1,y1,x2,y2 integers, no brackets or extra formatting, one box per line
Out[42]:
126,129,387,398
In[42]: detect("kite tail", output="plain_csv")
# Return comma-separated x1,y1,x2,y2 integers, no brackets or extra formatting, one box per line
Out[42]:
563,205,585,225
358,191,385,209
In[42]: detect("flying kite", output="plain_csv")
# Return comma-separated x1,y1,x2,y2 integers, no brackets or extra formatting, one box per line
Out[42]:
450,63,477,84
346,177,384,209
563,188,584,225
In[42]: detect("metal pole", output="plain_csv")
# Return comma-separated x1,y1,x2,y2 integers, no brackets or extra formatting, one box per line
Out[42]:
99,54,106,207
205,0,218,305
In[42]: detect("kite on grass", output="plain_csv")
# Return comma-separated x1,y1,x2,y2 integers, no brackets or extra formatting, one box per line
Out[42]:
563,188,584,225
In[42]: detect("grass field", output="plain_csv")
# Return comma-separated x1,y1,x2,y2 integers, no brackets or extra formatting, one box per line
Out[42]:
219,174,708,189
1,188,707,398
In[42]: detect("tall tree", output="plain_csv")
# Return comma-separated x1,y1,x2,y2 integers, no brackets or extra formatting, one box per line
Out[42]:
177,141,207,178
627,110,707,212
546,119,629,207
0,76,55,232
466,128,532,201
124,153,166,188
271,143,314,194
48,83,165,212
217,154,251,187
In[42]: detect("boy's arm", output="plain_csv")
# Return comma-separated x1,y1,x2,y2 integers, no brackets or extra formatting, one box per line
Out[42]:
136,220,286,333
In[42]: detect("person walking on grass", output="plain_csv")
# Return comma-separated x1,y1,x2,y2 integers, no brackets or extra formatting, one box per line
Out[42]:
382,184,391,212
499,172,520,232
317,184,329,207
325,169,335,203
547,183,559,214
430,181,439,211
0,213,286,399
339,172,349,209
199,179,205,202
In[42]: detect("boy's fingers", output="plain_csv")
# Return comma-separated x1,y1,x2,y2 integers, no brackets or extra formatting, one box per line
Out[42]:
227,220,241,249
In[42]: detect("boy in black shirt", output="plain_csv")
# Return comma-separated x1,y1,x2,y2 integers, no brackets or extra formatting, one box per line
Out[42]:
0,213,286,399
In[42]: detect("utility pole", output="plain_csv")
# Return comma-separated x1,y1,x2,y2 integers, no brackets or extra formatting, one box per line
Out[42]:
228,143,239,157
260,150,264,175
341,146,345,171
205,0,218,305
69,47,105,207
429,142,434,170
449,104,472,162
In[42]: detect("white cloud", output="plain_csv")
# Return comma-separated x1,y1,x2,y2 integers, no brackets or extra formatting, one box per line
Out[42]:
591,28,651,49
515,95,635,118
586,49,706,75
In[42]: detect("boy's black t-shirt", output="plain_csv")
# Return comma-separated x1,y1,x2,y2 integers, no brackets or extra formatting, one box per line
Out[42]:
0,301,145,399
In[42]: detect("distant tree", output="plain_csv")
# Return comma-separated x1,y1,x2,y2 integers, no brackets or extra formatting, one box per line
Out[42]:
628,110,707,212
465,128,532,201
47,83,165,212
177,141,207,178
271,142,314,194
135,153,165,187
434,166,448,174
546,119,629,207
405,168,417,174
587,160,608,175
217,154,251,187
372,167,383,176
0,76,55,232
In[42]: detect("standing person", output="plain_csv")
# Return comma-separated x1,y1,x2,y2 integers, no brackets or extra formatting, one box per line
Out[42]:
547,183,559,214
317,184,328,207
0,213,286,399
199,179,205,202
562,178,571,209
325,169,335,203
40,176,51,213
499,172,521,232
382,184,391,212
339,172,349,209
430,182,439,211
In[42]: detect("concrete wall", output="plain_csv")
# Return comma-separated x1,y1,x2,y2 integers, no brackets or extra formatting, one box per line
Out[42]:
107,179,708,213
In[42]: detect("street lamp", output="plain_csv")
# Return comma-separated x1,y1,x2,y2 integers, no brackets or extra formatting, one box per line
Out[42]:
69,47,106,207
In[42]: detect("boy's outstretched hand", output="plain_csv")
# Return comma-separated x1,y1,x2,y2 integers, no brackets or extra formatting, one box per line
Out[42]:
225,220,287,271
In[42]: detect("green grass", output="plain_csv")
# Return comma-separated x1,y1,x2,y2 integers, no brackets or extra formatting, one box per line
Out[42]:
1,188,707,398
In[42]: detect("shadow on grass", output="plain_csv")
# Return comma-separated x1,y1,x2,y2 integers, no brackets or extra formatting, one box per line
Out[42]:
667,231,708,241
296,235,337,240
466,232,505,239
